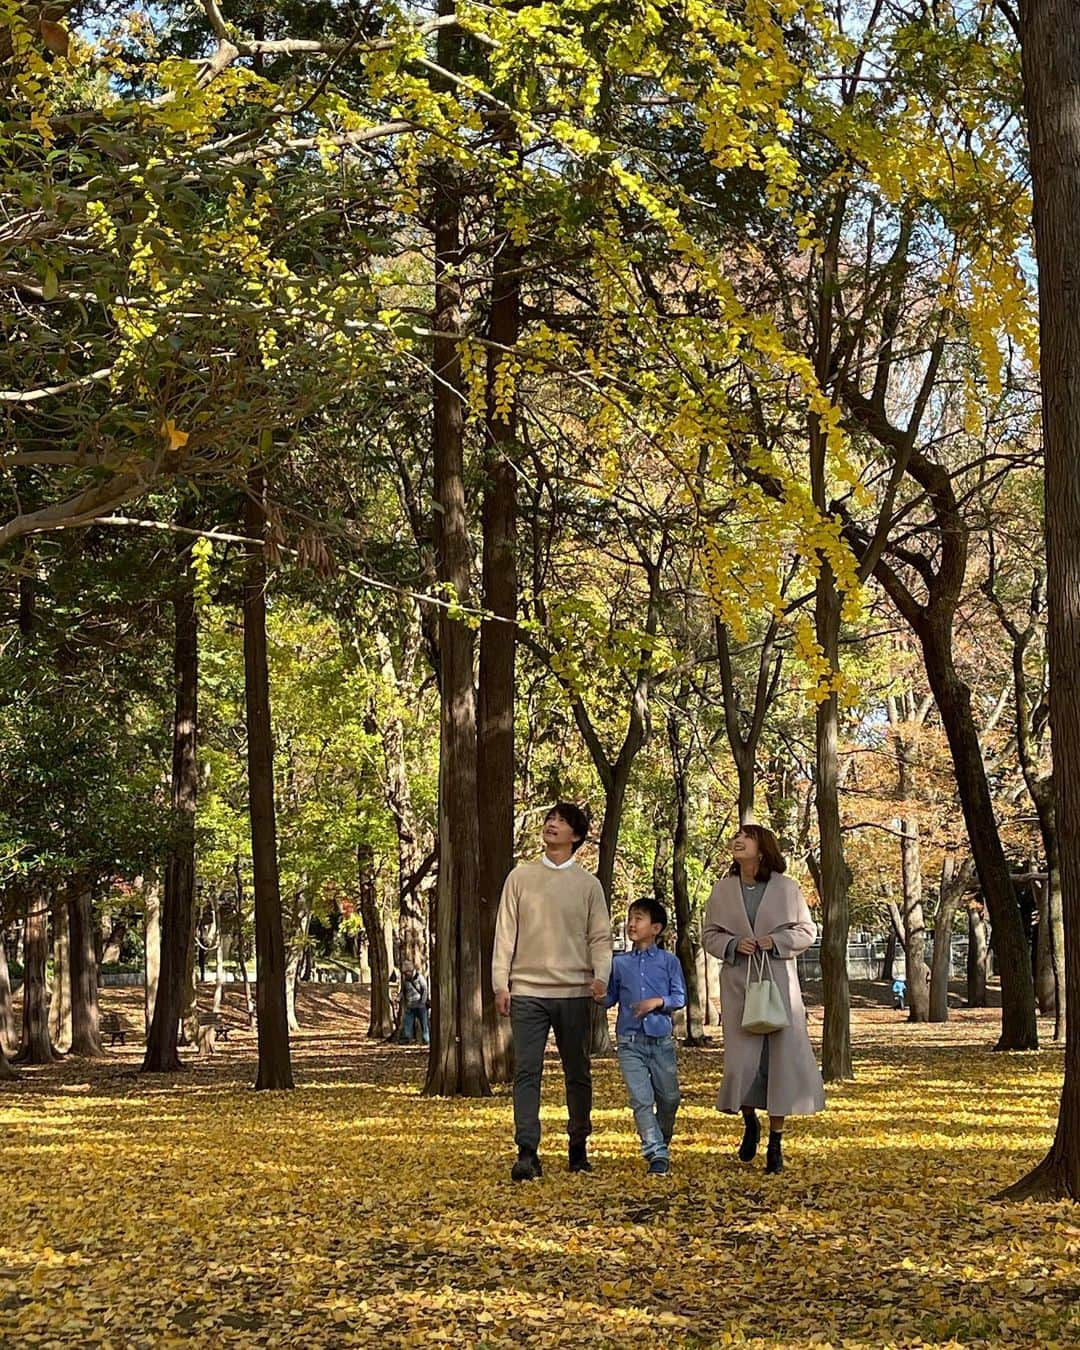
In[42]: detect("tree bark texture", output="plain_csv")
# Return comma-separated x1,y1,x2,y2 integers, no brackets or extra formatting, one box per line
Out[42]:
815,566,854,1081
359,844,395,1039
423,78,490,1096
17,890,56,1064
477,188,520,1086
967,903,989,1008
142,527,199,1075
67,882,105,1057
890,701,930,1022
1004,0,1080,1197
243,473,294,1091
0,930,15,1055
49,892,72,1052
669,701,706,1043
143,877,161,1037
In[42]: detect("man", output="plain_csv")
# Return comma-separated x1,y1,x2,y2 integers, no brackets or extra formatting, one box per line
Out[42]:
492,802,612,1181
399,962,430,1045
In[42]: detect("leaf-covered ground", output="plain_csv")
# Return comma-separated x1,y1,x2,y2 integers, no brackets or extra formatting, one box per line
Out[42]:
2,990,1077,1348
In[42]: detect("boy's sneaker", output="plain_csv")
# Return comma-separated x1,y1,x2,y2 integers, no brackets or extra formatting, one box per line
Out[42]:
647,1157,670,1176
568,1143,593,1173
511,1149,543,1182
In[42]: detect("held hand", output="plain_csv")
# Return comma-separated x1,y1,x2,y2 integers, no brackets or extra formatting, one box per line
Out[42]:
736,937,757,957
757,935,775,952
631,997,664,1019
495,990,511,1017
589,978,607,1000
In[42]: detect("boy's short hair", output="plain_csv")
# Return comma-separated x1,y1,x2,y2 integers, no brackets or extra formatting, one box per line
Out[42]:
628,896,667,931
546,801,590,851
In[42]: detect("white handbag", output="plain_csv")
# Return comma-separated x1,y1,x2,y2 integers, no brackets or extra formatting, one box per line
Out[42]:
741,948,790,1034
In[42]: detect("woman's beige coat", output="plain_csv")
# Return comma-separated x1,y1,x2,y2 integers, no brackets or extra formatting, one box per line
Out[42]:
703,873,826,1117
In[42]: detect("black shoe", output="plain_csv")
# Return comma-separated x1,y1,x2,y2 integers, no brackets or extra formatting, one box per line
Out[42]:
568,1143,592,1173
765,1130,784,1174
648,1157,670,1176
738,1111,760,1162
511,1150,543,1182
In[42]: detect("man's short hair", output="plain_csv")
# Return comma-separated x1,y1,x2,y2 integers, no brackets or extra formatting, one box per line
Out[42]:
546,801,590,851
628,896,667,931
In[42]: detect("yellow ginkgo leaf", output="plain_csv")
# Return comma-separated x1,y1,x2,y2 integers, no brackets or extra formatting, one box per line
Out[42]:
162,418,190,451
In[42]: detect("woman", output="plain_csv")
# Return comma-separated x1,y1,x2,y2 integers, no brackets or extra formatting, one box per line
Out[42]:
703,825,825,1173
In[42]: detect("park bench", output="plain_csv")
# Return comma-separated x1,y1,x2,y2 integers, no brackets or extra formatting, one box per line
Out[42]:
100,1012,128,1046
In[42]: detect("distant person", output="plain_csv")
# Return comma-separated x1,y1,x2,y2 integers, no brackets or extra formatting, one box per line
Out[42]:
892,976,907,1011
399,963,430,1045
703,824,825,1174
492,802,612,1181
600,898,686,1175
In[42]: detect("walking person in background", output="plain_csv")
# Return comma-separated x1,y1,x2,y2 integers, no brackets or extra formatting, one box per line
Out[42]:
493,802,612,1181
398,962,430,1045
703,824,824,1174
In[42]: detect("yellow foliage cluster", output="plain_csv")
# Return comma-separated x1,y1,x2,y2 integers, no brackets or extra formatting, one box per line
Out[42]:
1,1003,1076,1348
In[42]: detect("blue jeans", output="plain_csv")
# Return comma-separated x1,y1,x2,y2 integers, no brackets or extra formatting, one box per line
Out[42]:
400,1006,430,1044
617,1034,681,1162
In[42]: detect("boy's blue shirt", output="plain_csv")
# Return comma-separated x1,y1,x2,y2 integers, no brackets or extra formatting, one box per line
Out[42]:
605,944,687,1037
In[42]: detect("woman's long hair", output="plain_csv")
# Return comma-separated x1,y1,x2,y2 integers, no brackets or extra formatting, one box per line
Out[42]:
728,824,787,883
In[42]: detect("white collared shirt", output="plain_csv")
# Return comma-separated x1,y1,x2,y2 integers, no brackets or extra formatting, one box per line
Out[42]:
541,853,576,870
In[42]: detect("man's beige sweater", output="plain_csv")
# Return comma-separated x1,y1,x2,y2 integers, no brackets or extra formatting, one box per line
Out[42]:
491,859,613,999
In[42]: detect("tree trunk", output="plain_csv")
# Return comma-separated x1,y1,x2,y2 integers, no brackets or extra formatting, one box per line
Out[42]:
243,471,294,1091
1034,879,1057,1016
1048,868,1067,1042
359,844,394,1039
476,197,520,1086
284,894,311,1034
669,702,705,1043
896,772,928,1015
0,930,15,1055
374,626,429,972
1002,0,1080,1197
815,566,854,1081
423,56,490,1096
16,890,56,1064
967,903,989,1008
920,634,1037,1048
49,892,72,1052
234,857,256,1031
881,928,897,983
212,892,225,1015
142,525,199,1075
68,883,105,1057
930,855,971,1023
144,876,161,1037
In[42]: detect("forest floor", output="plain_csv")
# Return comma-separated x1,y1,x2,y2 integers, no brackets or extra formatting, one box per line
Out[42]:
1,986,1076,1348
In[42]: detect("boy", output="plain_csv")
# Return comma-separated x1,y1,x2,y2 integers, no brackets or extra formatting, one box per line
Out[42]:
493,802,612,1181
600,898,686,1175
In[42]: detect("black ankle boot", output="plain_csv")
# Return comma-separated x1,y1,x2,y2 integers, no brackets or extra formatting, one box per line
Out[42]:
568,1142,592,1173
511,1148,543,1182
738,1111,760,1162
765,1130,784,1174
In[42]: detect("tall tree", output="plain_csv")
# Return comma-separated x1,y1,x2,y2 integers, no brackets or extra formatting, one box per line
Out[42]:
243,472,294,1091
1004,0,1080,1199
142,527,199,1074
424,1,489,1099
67,879,105,1057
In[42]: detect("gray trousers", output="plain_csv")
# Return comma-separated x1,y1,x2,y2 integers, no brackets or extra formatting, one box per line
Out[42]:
510,995,592,1153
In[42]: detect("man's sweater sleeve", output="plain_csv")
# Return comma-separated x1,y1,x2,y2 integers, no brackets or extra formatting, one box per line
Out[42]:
491,872,518,993
587,884,613,987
